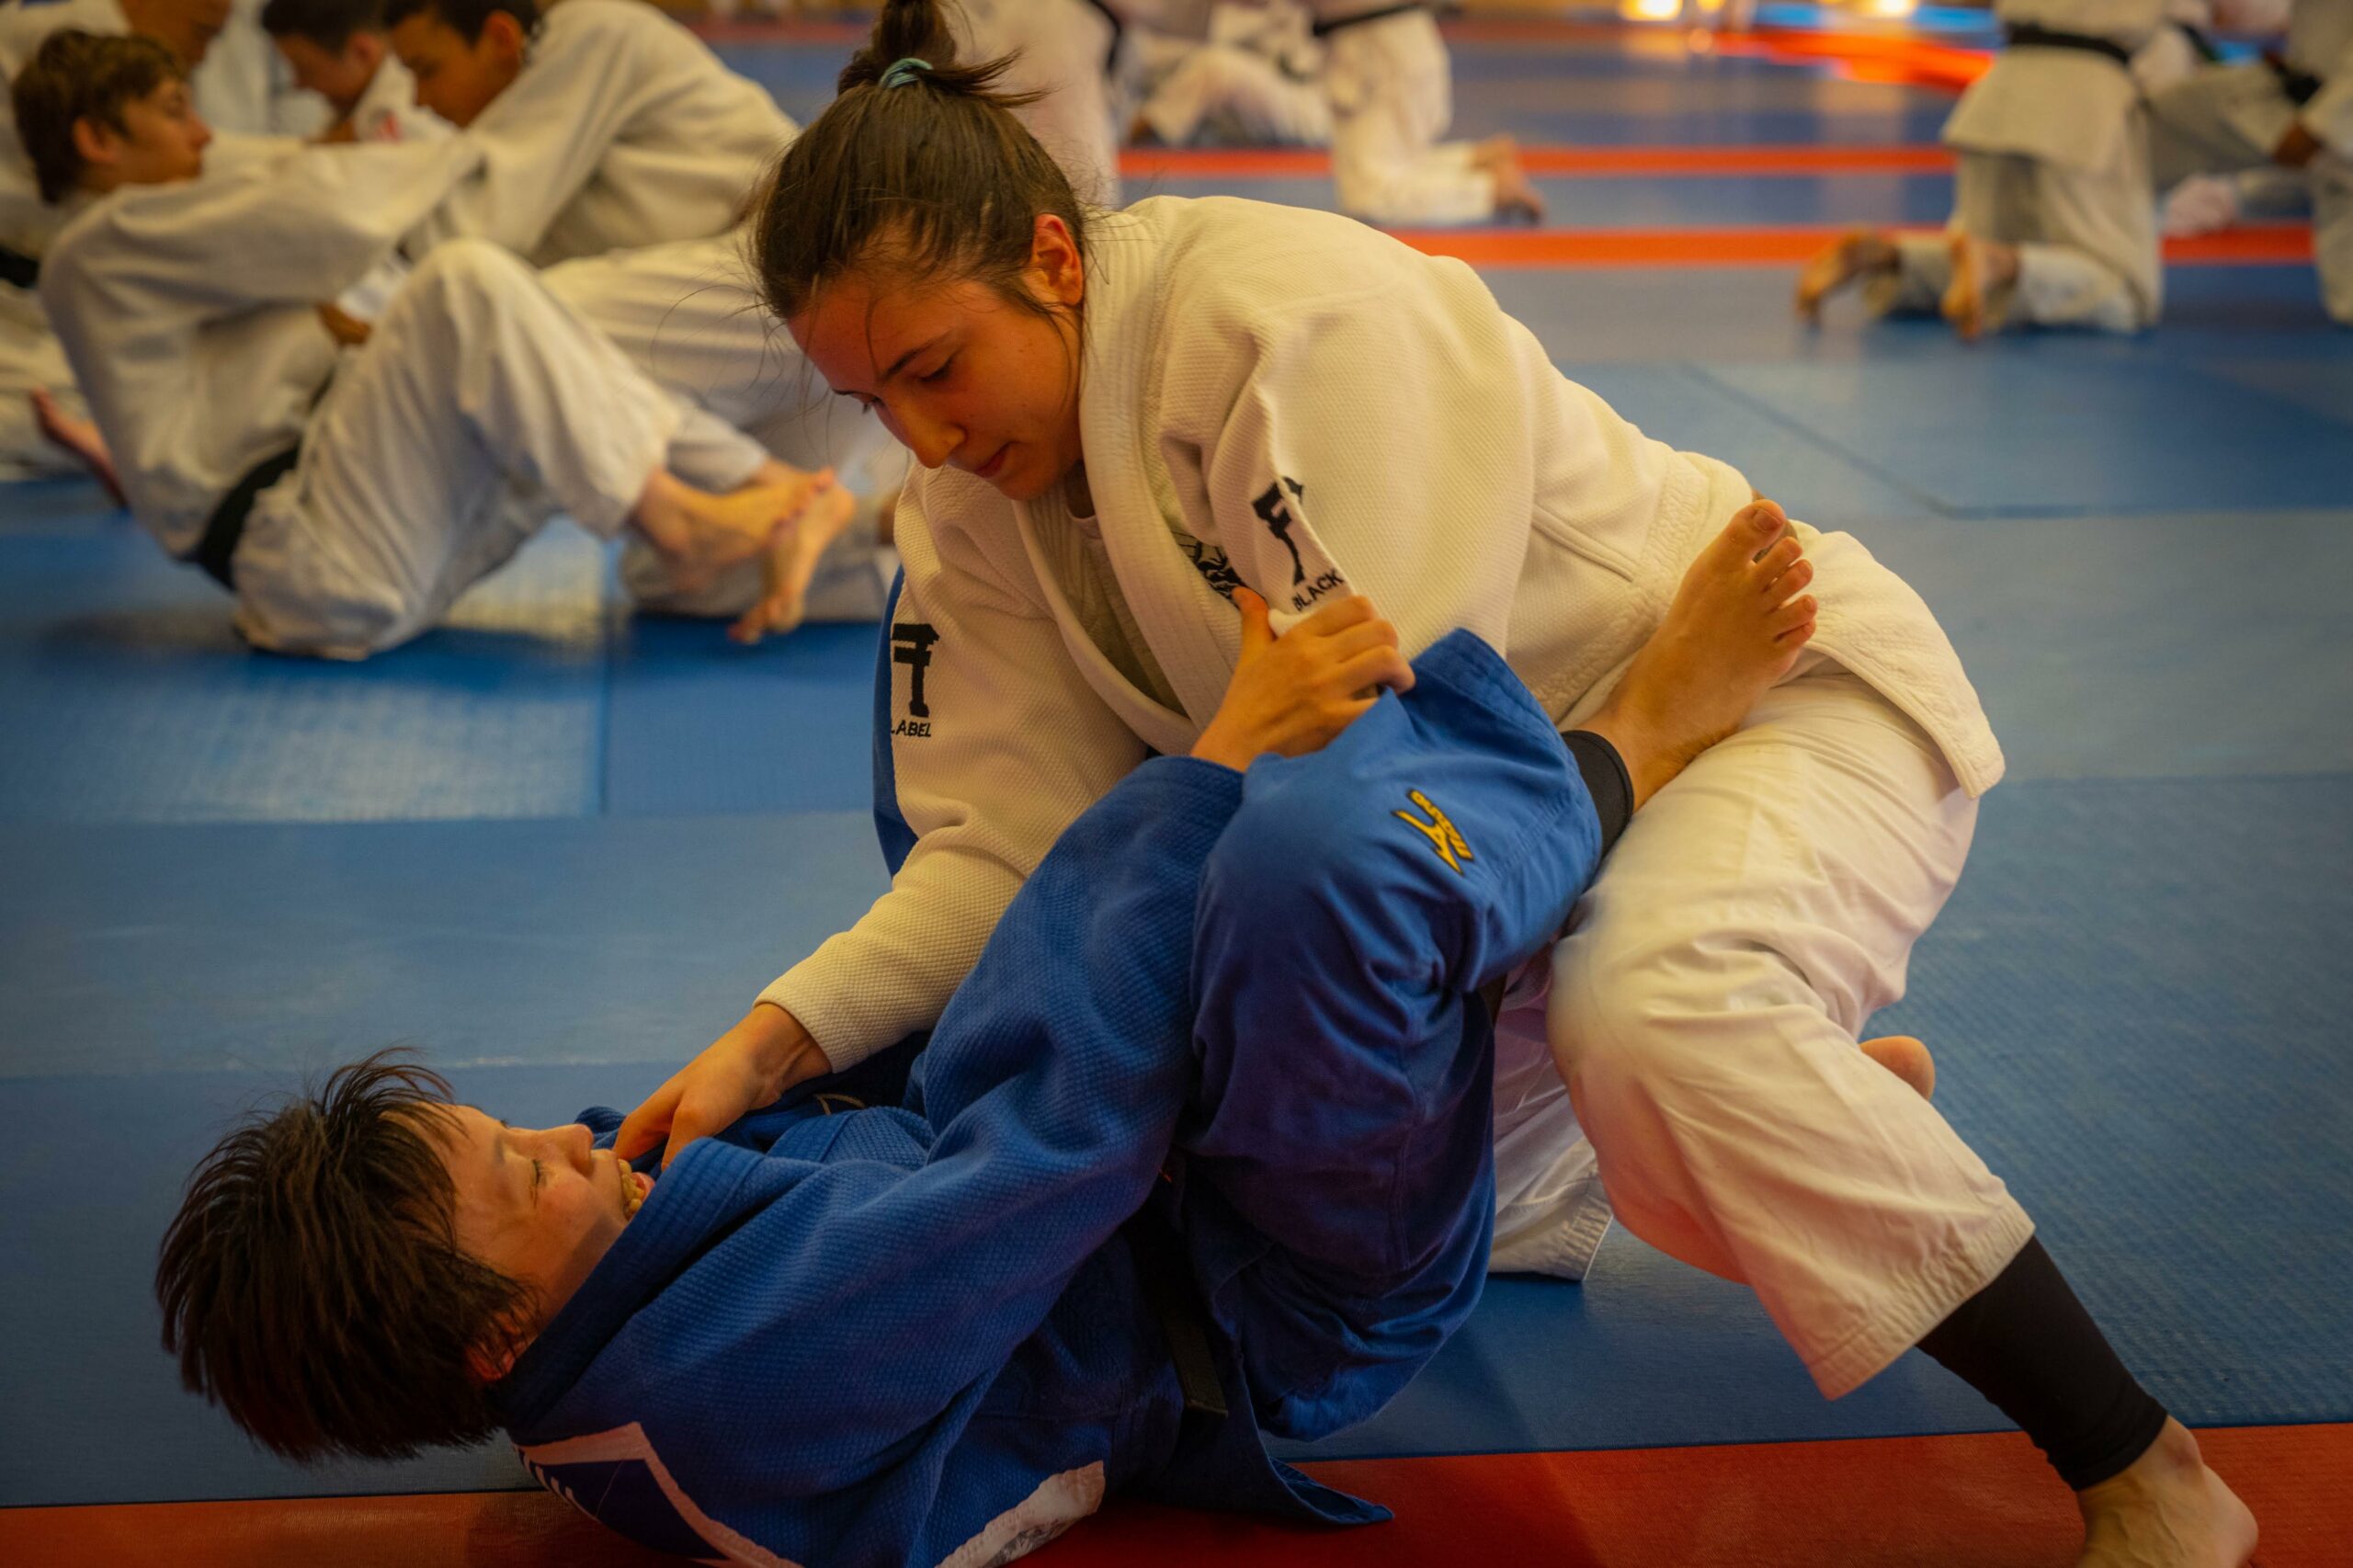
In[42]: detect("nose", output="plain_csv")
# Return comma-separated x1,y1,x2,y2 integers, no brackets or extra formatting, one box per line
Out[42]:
555,1122,595,1173
887,403,960,472
192,116,213,151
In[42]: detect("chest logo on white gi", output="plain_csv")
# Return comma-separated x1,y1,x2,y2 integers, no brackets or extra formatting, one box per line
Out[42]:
1252,477,1345,614
892,622,938,738
1395,790,1474,876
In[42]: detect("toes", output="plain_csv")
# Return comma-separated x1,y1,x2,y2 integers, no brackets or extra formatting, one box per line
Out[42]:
1753,535,1804,581
1770,594,1817,635
1766,556,1814,599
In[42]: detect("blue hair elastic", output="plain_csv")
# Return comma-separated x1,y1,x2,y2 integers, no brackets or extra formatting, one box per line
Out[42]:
880,57,934,89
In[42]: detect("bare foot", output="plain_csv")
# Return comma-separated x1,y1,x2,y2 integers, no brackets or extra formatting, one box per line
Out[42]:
1491,157,1546,224
2075,1419,2256,1568
1472,133,1521,175
1860,1035,1934,1099
1795,229,1896,322
1941,232,2017,343
30,388,126,506
633,468,822,596
730,469,855,645
1581,501,1816,808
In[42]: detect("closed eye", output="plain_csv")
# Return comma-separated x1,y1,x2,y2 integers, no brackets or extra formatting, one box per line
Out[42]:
918,356,955,385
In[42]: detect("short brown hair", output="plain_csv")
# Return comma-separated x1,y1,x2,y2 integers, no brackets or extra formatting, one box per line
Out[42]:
9,30,184,205
155,1051,530,1460
749,0,1085,326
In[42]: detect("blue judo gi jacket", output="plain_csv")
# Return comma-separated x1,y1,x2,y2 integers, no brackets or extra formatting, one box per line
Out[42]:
494,630,1607,1567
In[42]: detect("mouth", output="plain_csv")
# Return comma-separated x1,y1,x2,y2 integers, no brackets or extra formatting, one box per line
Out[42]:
620,1163,653,1220
972,445,1010,483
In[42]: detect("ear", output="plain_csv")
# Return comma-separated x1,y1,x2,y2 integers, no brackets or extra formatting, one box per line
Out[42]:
466,1324,529,1385
70,115,120,172
482,10,528,64
349,31,386,71
1029,214,1086,309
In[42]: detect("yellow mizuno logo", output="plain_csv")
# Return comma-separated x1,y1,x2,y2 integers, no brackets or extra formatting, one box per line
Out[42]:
1395,790,1473,876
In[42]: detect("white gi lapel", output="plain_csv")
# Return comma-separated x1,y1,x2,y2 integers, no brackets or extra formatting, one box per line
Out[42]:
1073,205,1243,742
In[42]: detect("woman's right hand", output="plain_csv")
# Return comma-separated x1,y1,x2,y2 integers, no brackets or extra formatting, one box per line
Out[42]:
615,1002,835,1168
1189,588,1414,772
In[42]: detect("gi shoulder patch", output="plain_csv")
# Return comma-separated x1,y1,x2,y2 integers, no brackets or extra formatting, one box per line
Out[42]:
1251,477,1344,614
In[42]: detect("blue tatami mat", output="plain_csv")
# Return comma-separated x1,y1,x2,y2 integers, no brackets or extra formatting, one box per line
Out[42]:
0,528,610,824
1703,356,2353,516
1568,362,1932,524
6,773,2345,1505
1860,510,2353,783
0,812,887,1081
604,618,878,816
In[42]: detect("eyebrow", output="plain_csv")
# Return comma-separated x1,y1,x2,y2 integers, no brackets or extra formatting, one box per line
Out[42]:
836,334,949,398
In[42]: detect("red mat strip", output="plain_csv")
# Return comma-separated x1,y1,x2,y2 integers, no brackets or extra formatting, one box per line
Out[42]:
1122,143,1957,179
7,1424,2344,1567
1390,222,2314,268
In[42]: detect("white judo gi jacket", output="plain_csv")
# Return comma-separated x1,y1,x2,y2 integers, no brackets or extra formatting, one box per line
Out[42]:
405,0,791,267
40,139,483,557
2273,0,2353,155
344,56,449,144
1944,0,2167,173
763,197,2003,1068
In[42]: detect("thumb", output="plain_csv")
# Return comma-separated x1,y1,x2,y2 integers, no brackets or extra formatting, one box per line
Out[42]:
1233,586,1273,656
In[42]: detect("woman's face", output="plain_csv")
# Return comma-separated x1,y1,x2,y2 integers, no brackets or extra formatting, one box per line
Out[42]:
789,216,1086,504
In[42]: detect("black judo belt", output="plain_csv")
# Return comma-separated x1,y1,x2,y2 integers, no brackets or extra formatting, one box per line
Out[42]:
2003,23,2132,69
0,242,36,291
2266,52,2324,108
1121,1193,1229,1419
188,447,300,589
1313,1,1428,39
2175,21,2222,65
1081,0,1124,74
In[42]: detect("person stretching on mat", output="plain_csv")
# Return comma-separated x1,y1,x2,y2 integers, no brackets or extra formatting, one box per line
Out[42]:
16,31,825,658
620,7,2256,1564
153,518,1811,1565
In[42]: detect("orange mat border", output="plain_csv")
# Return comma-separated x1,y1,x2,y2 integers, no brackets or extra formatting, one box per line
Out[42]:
1390,222,2314,267
1122,143,1956,179
6,1423,2345,1568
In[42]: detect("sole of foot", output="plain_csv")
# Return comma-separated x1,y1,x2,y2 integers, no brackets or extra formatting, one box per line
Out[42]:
1940,232,1992,342
1795,229,1896,322
1586,501,1818,805
2075,1419,2257,1568
30,388,126,506
730,481,858,646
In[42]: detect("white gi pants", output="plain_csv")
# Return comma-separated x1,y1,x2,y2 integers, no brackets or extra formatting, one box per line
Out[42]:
2149,62,2353,324
1873,138,2163,333
1140,44,1333,147
539,235,904,622
1537,661,2032,1398
965,0,1131,207
232,240,767,658
1325,11,1494,225
0,284,86,477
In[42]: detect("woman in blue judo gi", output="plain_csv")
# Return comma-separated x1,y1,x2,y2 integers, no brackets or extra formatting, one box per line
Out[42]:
155,511,1824,1565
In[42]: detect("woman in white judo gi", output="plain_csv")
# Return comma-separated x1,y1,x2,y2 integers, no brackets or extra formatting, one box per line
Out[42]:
21,31,826,658
614,9,2264,1564
1797,0,2170,338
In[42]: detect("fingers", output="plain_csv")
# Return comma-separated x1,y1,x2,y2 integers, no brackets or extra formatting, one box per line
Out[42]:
1233,586,1273,654
613,1073,687,1163
1293,593,1380,638
1337,644,1414,695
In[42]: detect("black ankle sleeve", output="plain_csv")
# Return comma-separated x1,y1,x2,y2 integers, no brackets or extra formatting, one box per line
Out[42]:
1562,730,1632,853
1915,1237,2170,1491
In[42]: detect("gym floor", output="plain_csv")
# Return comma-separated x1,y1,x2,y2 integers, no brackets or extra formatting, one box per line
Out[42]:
4,10,2348,1565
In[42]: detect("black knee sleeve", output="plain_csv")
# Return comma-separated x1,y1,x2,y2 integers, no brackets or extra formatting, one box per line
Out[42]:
1562,730,1632,853
1915,1237,2171,1491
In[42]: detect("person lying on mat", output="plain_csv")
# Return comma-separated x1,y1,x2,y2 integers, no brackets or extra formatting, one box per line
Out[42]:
153,528,1813,1566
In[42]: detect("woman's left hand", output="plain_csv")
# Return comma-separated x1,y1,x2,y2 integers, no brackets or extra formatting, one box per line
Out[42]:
1190,587,1414,771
